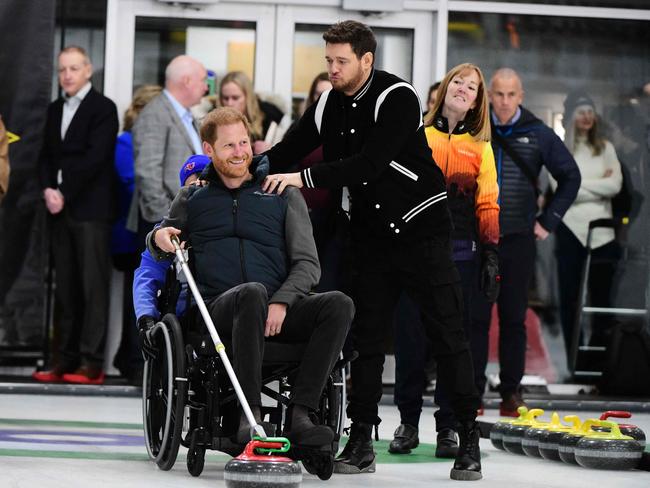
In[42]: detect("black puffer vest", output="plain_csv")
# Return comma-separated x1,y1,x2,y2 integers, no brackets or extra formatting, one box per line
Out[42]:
186,163,288,300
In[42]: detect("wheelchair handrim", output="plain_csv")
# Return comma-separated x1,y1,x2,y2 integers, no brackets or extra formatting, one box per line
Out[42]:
142,321,174,463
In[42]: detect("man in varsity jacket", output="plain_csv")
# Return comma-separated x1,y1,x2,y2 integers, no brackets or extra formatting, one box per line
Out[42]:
264,21,482,481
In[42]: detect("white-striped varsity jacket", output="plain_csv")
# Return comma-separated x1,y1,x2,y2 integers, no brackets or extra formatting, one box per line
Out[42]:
266,69,452,241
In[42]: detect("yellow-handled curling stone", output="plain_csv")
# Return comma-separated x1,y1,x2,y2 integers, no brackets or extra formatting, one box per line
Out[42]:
490,406,528,451
538,414,575,461
557,416,598,465
502,409,544,455
521,412,558,458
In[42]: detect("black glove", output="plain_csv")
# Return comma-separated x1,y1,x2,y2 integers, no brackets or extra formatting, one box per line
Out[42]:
480,244,500,302
137,315,157,360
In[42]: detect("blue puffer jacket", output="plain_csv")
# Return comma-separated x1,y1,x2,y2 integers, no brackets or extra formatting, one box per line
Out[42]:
491,106,581,236
184,164,288,301
132,250,187,320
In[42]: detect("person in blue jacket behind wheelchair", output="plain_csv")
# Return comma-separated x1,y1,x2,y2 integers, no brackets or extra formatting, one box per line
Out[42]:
132,154,209,337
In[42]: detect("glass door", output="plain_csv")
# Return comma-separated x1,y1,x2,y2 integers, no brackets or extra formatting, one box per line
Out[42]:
104,0,276,122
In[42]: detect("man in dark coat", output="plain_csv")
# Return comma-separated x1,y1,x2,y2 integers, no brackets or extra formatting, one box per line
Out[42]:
34,46,118,384
263,21,482,481
471,68,580,415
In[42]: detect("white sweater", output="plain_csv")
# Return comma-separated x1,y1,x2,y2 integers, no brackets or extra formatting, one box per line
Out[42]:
551,138,622,248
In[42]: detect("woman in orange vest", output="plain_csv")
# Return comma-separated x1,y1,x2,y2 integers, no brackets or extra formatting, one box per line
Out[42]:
390,63,500,458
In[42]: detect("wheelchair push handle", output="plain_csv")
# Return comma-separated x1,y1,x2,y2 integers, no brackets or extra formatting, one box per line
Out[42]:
169,234,268,441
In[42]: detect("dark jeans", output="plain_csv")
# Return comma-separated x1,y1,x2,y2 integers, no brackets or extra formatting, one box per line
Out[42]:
51,211,111,369
555,222,620,362
471,232,536,399
393,257,478,430
347,237,480,426
198,283,353,410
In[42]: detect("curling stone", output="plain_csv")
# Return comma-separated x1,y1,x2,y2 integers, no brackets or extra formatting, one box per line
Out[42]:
521,412,560,458
575,421,643,470
558,418,598,465
490,406,528,451
502,408,544,455
538,414,575,461
595,411,646,449
225,438,302,488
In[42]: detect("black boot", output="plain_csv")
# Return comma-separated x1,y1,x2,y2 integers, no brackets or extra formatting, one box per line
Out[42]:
334,422,376,474
388,423,419,454
282,404,334,447
450,421,482,481
435,428,458,458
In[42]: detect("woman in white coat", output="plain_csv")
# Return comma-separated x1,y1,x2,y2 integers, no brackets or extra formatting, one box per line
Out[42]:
553,92,622,365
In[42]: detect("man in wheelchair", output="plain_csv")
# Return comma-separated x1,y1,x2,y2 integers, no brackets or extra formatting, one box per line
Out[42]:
143,106,354,451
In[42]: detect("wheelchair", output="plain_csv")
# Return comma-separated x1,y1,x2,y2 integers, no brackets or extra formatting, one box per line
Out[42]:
142,305,347,479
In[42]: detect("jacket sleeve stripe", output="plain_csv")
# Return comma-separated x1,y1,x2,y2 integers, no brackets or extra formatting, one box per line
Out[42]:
314,89,332,135
402,191,447,221
374,82,423,129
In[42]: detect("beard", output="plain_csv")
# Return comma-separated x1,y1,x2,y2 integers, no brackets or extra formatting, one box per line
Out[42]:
331,65,366,94
212,153,252,180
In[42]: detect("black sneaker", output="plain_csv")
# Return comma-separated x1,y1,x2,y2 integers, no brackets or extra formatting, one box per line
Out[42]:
388,423,419,454
450,421,482,481
435,428,458,458
334,422,376,474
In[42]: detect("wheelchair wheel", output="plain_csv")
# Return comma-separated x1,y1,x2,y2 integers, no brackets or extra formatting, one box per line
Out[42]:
321,364,346,436
186,428,206,477
142,314,187,471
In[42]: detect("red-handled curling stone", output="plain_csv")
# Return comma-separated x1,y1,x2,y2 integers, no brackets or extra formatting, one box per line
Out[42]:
224,438,302,488
490,406,528,451
502,408,544,455
575,421,643,470
594,411,646,449
538,414,574,461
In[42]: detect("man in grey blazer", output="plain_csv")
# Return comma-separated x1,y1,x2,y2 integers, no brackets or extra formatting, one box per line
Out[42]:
128,55,207,248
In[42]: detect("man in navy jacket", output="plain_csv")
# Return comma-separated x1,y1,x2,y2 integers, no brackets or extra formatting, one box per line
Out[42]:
471,68,580,416
35,46,118,384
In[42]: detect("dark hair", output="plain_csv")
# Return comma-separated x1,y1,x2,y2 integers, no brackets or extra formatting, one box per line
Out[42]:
427,82,441,102
322,20,376,60
307,72,330,107
200,107,251,146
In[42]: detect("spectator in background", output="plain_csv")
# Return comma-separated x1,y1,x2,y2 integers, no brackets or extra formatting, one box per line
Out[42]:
111,84,162,385
425,81,441,116
219,71,285,154
553,92,622,363
390,63,499,458
0,115,9,202
301,72,331,116
34,46,119,384
471,68,580,415
127,55,207,251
